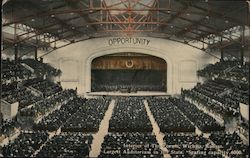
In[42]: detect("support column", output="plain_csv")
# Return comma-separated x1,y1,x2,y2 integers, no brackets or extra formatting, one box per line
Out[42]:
240,45,244,65
220,48,224,62
14,44,18,80
35,46,38,60
14,44,18,62
240,25,245,65
40,57,43,63
220,35,224,62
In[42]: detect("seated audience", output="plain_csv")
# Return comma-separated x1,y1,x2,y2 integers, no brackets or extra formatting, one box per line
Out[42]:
0,119,19,137
209,132,249,158
198,60,249,84
62,98,110,132
29,80,63,97
19,90,75,119
164,132,223,158
109,97,152,132
1,59,31,82
183,79,249,117
92,83,166,92
36,132,92,157
99,132,162,158
2,87,41,109
33,97,86,131
170,98,224,132
148,98,195,132
22,59,61,77
2,131,49,157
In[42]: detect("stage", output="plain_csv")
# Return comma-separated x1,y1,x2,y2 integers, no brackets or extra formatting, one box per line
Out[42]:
85,91,169,97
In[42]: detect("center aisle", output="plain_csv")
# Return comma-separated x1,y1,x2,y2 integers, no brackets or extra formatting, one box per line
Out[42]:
143,100,171,158
89,99,116,158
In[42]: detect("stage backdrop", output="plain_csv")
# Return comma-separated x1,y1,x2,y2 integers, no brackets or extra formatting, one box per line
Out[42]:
91,54,167,92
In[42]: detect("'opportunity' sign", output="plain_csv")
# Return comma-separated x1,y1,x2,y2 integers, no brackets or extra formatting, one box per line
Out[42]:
108,37,150,46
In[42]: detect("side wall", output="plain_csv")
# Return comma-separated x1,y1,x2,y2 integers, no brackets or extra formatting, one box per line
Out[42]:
44,37,219,95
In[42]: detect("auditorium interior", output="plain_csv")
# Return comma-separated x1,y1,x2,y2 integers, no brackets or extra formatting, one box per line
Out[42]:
1,0,250,157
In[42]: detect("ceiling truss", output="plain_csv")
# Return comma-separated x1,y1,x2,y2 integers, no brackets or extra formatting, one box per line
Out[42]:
2,0,249,58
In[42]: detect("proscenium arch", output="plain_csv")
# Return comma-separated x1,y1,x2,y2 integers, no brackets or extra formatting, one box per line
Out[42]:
81,46,174,95
91,53,168,92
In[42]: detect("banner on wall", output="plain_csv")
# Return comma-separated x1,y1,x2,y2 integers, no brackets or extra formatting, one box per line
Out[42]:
92,55,166,70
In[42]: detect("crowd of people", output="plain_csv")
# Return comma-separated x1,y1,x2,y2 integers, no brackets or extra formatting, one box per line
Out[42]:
164,132,223,158
1,78,65,109
36,132,93,157
171,98,224,132
20,78,63,98
22,59,61,77
91,69,166,92
183,78,249,117
1,58,61,86
19,90,75,120
33,97,86,131
226,62,249,83
182,80,238,116
198,61,239,77
1,81,18,97
99,132,162,158
198,60,249,84
0,57,249,157
183,90,238,117
1,58,62,107
23,78,45,87
29,80,63,97
228,84,249,105
1,59,31,84
109,97,152,132
92,84,165,92
1,59,36,109
2,131,49,157
193,60,249,118
2,87,41,109
209,132,249,158
0,119,19,137
62,98,110,132
147,98,195,132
